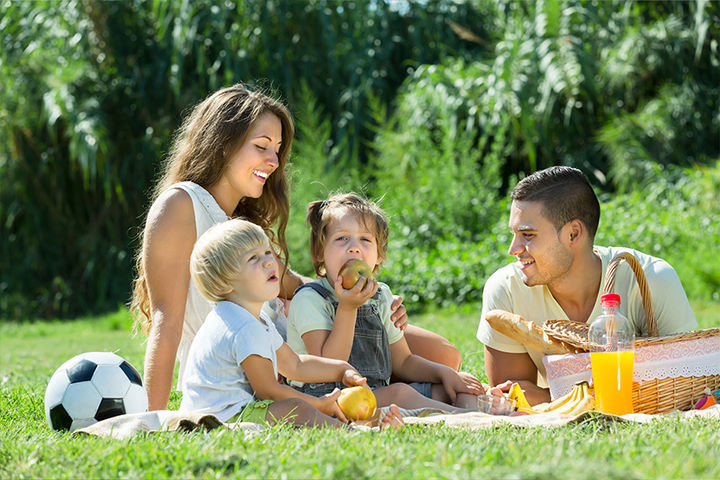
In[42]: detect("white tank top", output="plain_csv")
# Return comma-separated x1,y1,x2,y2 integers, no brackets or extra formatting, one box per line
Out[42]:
169,181,287,390
170,181,229,389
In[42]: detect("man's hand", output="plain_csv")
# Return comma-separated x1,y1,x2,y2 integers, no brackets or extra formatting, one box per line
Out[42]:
484,345,547,400
487,379,550,405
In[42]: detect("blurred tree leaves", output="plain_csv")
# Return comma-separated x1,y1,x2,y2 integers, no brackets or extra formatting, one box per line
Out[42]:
0,0,486,319
1,0,718,319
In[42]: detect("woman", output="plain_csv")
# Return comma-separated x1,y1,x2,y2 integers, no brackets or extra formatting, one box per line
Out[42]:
130,83,464,411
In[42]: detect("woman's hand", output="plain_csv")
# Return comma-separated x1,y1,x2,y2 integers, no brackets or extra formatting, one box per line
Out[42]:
390,295,408,331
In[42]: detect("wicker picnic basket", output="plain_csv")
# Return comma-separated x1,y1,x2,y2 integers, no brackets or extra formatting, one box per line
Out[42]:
543,252,720,414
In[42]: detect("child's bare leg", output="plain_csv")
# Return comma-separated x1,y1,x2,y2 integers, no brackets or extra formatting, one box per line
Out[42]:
378,404,404,430
353,403,405,430
374,383,472,413
454,393,479,409
266,398,348,429
431,384,479,409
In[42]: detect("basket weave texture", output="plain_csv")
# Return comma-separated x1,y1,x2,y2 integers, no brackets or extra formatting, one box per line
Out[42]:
543,253,720,414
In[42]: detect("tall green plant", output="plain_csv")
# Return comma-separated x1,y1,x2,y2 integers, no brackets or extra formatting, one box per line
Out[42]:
368,78,509,310
596,161,720,301
0,0,489,319
286,83,363,276
1,1,131,317
598,5,720,190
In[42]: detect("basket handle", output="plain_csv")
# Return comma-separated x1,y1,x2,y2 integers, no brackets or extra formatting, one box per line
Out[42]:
602,252,658,336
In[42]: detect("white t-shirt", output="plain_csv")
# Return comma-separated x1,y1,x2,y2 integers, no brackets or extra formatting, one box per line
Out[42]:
476,246,697,383
179,301,284,422
169,181,287,389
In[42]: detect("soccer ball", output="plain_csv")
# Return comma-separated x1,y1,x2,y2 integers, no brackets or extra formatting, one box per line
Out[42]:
44,352,148,432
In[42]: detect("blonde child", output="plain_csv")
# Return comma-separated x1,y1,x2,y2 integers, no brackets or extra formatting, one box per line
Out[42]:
287,193,482,412
179,218,403,429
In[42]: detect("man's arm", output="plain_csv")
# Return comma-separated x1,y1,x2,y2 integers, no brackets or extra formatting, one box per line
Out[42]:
484,345,550,405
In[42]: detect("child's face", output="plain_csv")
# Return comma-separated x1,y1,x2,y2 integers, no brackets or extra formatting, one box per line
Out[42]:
226,241,280,308
321,210,381,286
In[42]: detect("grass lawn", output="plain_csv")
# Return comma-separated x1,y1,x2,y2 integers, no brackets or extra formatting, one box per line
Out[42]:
1,301,718,479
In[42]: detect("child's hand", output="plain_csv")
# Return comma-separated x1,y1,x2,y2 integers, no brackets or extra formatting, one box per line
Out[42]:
341,368,368,388
457,371,486,395
439,368,473,404
334,274,378,310
318,388,349,423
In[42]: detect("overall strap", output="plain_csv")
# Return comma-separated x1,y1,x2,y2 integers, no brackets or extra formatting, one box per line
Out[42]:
293,281,335,300
293,281,385,302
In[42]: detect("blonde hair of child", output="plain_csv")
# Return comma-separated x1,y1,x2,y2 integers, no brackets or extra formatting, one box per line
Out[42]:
306,192,389,277
190,219,269,302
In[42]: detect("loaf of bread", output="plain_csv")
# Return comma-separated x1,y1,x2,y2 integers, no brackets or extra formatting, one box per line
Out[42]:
484,309,577,355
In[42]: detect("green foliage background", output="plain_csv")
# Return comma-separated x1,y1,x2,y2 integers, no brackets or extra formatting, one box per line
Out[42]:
1,0,718,320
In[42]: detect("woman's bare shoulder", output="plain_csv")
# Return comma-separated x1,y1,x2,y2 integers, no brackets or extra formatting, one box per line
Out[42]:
145,187,196,240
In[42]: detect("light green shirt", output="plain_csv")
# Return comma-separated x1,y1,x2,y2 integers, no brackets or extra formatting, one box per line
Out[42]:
477,246,697,383
286,277,404,357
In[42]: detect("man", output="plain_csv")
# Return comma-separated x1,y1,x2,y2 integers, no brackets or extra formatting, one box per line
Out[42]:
476,166,696,404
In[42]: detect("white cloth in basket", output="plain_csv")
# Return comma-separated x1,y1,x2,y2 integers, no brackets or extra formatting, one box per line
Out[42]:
543,336,720,400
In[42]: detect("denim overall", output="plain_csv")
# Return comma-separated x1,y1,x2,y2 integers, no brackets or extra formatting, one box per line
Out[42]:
295,282,392,397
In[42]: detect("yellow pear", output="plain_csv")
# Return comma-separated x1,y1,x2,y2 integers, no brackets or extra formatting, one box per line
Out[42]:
337,386,377,421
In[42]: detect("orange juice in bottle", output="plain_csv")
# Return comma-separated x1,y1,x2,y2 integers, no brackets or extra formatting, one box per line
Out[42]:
589,293,635,415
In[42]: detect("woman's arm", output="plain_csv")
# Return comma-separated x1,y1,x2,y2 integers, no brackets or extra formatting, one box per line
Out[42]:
142,189,197,410
403,324,462,370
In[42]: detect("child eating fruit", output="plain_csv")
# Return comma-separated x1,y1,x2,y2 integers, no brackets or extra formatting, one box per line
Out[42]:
179,218,403,429
286,193,482,411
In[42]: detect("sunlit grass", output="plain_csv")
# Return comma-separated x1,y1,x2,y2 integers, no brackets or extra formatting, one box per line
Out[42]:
1,302,717,478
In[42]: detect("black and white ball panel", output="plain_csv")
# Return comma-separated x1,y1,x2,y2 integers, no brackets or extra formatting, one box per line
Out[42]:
44,352,148,431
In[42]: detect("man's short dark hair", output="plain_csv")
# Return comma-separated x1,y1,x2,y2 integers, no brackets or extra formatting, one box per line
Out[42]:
511,166,600,240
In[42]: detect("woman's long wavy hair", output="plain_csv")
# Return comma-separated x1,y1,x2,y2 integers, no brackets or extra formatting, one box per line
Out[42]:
130,84,294,335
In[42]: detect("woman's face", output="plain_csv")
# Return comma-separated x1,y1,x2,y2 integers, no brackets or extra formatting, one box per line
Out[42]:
223,112,283,199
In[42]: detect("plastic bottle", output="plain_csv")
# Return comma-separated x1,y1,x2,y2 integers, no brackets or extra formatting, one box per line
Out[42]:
588,293,635,415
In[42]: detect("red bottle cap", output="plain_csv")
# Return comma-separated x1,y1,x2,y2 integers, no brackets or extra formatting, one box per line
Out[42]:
601,293,621,305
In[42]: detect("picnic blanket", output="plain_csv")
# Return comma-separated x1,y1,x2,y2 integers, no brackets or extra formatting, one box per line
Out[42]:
74,405,720,439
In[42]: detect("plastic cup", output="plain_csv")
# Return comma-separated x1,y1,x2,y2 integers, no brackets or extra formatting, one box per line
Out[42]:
477,395,516,415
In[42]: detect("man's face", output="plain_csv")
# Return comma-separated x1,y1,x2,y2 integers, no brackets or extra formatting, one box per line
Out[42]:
507,200,573,287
